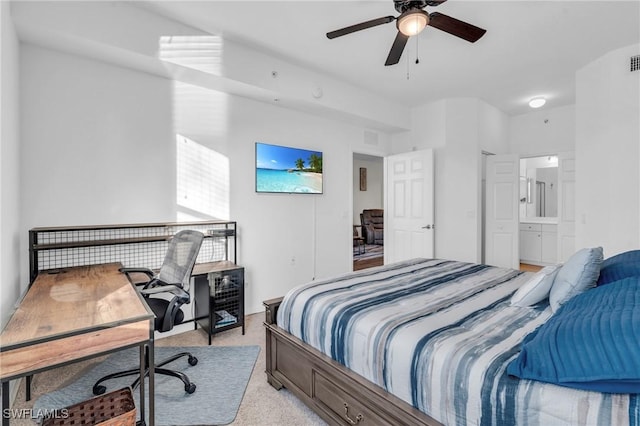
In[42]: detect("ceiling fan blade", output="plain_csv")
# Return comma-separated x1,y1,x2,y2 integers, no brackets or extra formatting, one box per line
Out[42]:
394,0,446,10
385,31,409,66
428,12,486,43
327,16,396,39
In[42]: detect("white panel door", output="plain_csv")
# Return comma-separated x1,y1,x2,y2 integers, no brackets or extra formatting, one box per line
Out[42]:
385,149,434,264
541,226,558,264
557,152,576,261
485,154,519,269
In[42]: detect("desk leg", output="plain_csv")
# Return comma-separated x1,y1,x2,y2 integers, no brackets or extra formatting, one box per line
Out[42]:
25,376,32,401
137,343,155,426
138,345,146,426
2,381,9,426
147,342,155,426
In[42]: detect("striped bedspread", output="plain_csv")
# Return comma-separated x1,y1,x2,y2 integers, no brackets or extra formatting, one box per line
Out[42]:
277,258,639,426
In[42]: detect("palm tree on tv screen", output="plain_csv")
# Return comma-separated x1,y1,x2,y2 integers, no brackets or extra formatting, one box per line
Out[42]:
295,158,305,170
309,154,322,173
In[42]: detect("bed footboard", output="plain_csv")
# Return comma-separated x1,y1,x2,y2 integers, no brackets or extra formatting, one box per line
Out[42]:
263,298,442,426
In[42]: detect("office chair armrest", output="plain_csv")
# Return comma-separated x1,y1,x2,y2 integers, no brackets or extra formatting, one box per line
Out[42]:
120,267,155,276
141,278,182,290
120,267,155,281
140,285,189,303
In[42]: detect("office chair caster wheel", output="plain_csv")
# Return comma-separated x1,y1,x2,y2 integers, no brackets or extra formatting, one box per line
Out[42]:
93,384,107,395
185,382,196,394
188,355,198,366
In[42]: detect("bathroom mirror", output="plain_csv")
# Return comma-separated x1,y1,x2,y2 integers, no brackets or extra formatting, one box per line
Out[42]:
519,156,558,218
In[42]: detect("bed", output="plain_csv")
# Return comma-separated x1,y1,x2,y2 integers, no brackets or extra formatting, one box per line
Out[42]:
263,257,640,425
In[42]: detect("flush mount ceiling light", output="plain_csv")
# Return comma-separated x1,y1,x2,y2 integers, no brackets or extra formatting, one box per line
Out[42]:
529,97,546,108
397,9,429,36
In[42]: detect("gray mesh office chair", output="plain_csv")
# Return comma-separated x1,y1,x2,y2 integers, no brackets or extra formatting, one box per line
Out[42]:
92,229,205,395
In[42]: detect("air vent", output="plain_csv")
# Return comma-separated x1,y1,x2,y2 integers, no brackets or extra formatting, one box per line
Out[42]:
631,55,640,72
364,130,379,146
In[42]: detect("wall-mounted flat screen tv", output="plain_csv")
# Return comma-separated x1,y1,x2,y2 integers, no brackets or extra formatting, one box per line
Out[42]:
255,142,323,194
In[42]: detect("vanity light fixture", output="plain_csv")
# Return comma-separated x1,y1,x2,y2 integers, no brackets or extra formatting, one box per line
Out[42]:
528,97,546,108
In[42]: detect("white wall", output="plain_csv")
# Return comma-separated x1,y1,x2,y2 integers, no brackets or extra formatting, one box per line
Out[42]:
479,101,511,155
439,99,483,263
392,72,632,265
413,102,574,265
7,1,398,316
18,43,179,300
1,1,22,329
21,45,177,229
352,155,383,225
226,95,390,312
9,1,638,323
508,104,575,156
575,43,640,257
393,98,510,263
11,1,410,133
394,100,447,152
18,42,392,315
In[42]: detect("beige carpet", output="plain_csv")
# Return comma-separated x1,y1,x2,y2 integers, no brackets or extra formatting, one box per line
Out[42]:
10,313,326,426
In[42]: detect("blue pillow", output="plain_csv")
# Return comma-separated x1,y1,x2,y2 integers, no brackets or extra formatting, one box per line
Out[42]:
549,247,603,312
507,277,640,393
597,249,640,286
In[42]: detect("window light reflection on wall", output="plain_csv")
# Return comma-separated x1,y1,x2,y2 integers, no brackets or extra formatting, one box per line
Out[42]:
159,35,223,75
176,134,230,220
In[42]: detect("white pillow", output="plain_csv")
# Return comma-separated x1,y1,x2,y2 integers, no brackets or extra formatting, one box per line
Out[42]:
549,247,603,312
510,264,562,307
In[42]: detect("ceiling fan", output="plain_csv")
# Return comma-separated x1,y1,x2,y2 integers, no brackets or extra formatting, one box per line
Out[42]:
326,0,486,66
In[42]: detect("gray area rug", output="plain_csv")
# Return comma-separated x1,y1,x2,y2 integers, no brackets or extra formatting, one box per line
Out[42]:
34,346,260,425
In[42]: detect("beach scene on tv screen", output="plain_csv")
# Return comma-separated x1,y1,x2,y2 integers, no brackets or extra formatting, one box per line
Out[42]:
256,142,323,193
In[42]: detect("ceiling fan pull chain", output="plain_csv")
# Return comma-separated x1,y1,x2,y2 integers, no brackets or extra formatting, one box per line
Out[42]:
415,33,420,65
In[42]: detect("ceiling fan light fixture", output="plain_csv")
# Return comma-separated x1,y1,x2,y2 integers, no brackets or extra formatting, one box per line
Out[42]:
529,97,546,108
397,10,429,36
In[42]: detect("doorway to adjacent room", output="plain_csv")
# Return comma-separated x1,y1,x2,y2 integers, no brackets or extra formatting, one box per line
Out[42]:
485,152,575,270
353,153,384,271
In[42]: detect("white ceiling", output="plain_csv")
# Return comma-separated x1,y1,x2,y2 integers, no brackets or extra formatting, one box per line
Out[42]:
146,0,639,116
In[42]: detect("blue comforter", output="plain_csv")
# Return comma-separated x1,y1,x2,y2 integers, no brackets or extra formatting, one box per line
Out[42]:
508,276,640,393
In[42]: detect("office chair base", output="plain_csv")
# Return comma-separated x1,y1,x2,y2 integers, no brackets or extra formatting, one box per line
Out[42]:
92,353,198,396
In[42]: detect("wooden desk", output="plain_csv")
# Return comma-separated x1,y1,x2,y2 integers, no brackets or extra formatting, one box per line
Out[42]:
192,260,239,276
0,263,155,425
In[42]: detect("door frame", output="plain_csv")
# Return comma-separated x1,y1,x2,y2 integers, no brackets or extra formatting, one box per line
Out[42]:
483,151,573,267
351,150,385,270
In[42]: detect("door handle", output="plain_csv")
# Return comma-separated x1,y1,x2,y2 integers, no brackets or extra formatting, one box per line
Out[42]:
422,224,434,230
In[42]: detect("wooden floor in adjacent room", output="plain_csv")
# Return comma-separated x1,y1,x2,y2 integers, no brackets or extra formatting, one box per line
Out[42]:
355,258,544,273
353,256,384,271
520,263,543,272
353,244,384,271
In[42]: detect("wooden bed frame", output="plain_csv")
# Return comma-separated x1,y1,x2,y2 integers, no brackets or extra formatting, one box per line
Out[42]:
263,297,442,426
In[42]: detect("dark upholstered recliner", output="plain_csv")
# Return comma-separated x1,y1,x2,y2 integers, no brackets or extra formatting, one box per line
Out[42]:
360,209,384,245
